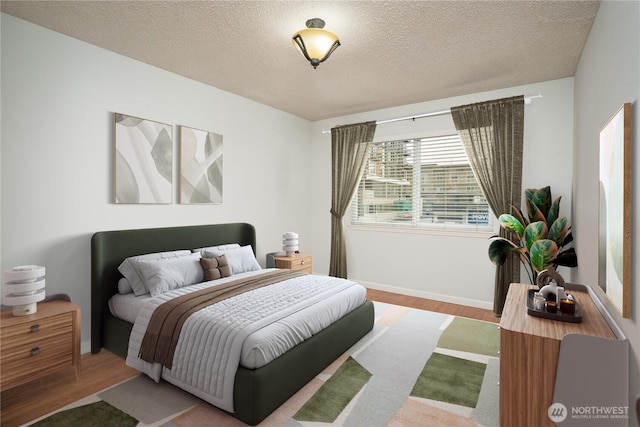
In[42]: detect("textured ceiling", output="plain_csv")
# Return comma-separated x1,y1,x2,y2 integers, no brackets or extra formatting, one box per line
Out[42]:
1,1,600,121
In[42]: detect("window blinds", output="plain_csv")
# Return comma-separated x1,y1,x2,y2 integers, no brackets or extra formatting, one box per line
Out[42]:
353,135,491,230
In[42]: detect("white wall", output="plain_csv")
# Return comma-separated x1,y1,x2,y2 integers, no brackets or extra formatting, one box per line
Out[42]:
0,14,313,352
310,78,575,309
573,0,640,420
6,7,629,389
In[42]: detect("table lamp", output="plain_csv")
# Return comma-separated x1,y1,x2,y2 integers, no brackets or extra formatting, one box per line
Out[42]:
3,265,46,316
283,232,299,257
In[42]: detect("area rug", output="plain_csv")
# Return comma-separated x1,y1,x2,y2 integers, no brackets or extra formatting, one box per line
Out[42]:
27,302,500,427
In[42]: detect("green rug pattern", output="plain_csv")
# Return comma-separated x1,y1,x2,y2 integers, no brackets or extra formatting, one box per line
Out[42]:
411,352,487,408
437,316,501,357
30,401,138,427
27,302,500,426
293,356,372,423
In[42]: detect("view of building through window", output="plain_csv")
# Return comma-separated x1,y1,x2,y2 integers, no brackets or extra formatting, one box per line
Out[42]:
352,135,492,231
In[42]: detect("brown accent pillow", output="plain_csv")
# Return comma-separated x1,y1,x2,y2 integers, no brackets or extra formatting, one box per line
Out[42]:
199,255,231,281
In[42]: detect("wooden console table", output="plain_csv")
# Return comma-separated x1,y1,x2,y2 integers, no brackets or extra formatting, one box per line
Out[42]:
499,283,625,427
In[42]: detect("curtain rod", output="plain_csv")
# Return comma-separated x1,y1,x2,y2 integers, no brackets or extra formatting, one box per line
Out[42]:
321,93,542,134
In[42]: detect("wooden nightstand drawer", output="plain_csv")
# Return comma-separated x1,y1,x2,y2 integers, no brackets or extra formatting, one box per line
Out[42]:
1,334,73,387
273,253,312,274
1,312,73,348
0,301,80,392
290,255,312,271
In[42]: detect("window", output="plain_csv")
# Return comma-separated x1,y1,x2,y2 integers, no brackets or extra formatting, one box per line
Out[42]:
351,134,492,232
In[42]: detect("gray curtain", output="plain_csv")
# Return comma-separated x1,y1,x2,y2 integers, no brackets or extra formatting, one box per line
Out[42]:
451,95,524,315
329,121,377,278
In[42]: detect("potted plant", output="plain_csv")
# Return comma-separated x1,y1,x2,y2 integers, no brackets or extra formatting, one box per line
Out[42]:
488,186,578,286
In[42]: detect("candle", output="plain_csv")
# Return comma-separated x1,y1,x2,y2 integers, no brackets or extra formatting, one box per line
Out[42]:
560,298,576,316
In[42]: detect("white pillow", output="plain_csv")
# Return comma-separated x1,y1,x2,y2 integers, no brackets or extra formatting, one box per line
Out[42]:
192,243,240,257
117,278,133,295
136,253,204,297
204,245,261,275
118,250,191,296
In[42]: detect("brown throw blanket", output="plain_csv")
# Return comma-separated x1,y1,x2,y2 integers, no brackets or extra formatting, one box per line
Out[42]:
138,269,305,369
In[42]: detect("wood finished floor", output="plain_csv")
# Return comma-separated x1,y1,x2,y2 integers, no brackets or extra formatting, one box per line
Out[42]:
0,289,498,427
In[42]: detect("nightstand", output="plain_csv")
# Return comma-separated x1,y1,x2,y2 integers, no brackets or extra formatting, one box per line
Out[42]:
273,253,312,274
0,300,81,391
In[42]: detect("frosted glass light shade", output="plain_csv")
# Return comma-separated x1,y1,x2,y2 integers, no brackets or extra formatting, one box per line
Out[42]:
3,265,46,316
283,232,299,257
292,18,340,68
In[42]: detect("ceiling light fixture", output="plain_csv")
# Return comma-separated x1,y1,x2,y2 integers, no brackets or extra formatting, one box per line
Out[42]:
292,18,340,69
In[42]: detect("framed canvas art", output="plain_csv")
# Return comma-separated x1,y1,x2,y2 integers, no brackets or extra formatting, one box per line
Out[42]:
114,113,173,204
179,126,223,204
598,102,632,318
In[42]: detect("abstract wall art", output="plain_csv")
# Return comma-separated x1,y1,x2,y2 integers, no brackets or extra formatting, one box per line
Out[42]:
598,102,632,318
114,113,173,204
179,126,223,204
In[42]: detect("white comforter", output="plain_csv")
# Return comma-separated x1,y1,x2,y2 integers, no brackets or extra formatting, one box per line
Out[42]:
125,269,366,413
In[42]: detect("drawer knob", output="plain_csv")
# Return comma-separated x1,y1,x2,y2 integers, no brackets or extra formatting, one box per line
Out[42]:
31,324,40,333
300,260,305,264
31,347,40,356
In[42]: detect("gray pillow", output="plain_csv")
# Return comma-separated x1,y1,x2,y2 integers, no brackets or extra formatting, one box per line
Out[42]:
118,250,191,296
192,243,240,257
203,245,261,275
136,253,203,297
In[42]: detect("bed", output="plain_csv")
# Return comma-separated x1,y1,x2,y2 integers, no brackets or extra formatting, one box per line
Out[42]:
91,223,374,425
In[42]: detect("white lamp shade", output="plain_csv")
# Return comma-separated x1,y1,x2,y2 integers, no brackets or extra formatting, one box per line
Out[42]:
3,265,46,316
283,232,299,256
291,18,340,68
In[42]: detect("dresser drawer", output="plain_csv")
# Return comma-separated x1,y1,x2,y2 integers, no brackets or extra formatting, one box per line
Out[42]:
274,254,312,273
1,312,72,348
289,255,312,271
1,333,73,388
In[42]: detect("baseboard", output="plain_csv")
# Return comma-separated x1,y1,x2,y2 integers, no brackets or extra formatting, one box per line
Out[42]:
359,279,493,310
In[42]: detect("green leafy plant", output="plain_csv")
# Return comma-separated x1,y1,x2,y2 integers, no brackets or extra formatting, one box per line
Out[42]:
488,186,578,285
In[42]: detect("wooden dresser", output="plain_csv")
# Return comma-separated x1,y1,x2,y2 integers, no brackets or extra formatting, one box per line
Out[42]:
499,284,617,426
273,253,312,274
0,300,81,391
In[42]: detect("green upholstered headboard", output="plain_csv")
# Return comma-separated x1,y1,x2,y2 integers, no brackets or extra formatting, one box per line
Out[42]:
90,223,256,354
